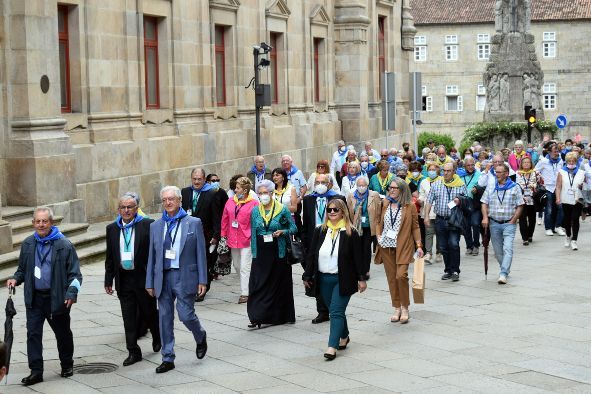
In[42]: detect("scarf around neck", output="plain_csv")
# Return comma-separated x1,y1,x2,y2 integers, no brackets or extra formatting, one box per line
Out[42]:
191,183,212,193
518,168,535,175
327,219,346,239
287,165,299,177
427,175,442,183
34,226,64,244
353,189,368,201
563,163,580,175
443,174,465,188
251,165,267,177
234,194,254,205
258,200,283,225
495,178,517,191
546,154,561,165
310,189,337,198
115,213,144,230
162,208,188,225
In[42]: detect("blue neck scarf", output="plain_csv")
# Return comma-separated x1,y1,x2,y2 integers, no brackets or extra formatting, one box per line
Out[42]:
353,189,368,202
115,213,144,230
347,174,359,183
495,178,517,191
34,226,64,244
361,163,375,176
563,163,580,174
191,183,212,193
310,189,337,198
386,196,398,204
489,167,496,175
287,165,299,177
546,154,561,165
162,208,188,226
338,148,347,157
251,165,267,177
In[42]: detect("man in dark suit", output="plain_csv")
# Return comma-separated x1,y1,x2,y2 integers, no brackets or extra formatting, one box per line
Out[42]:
104,192,160,367
301,174,346,324
181,168,222,301
146,186,208,374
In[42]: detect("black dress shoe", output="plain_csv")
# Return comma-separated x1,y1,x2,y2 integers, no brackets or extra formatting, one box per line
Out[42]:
21,373,43,386
195,294,205,302
155,361,175,374
451,272,460,282
123,353,142,366
311,314,329,324
323,352,336,361
338,336,350,350
196,332,207,359
152,341,162,353
60,367,74,378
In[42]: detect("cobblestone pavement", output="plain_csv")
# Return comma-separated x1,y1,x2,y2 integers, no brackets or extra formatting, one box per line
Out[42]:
3,221,591,393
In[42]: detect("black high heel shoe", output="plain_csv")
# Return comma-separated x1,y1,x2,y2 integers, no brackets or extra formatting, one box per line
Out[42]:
248,322,261,329
338,336,350,350
324,352,336,361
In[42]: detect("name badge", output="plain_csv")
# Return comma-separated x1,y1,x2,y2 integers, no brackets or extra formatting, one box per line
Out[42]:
567,189,575,196
34,266,42,279
232,220,239,228
263,234,273,243
209,244,216,254
121,251,132,261
361,217,367,224
187,209,192,216
447,200,456,209
386,229,397,239
165,249,176,260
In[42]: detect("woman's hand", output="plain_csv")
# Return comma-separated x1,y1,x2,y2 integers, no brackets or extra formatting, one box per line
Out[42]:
416,247,424,258
272,230,284,237
303,280,312,289
358,281,367,293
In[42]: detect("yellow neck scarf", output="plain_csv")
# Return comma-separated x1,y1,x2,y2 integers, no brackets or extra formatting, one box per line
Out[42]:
327,219,346,239
515,150,526,158
518,168,535,175
427,176,442,184
443,174,465,188
258,200,283,226
234,194,254,205
273,182,291,197
378,173,393,190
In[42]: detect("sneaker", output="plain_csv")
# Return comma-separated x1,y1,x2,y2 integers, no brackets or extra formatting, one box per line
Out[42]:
498,275,507,284
465,248,473,256
424,253,432,263
451,272,460,281
571,240,578,250
556,227,566,236
545,229,554,236
436,253,443,263
564,237,571,248
472,247,479,256
537,217,542,225
523,240,529,245
441,273,452,280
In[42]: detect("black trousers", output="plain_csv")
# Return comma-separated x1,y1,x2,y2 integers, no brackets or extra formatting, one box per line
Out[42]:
519,204,537,241
562,203,583,240
360,229,373,275
118,274,160,355
26,291,73,374
206,248,217,290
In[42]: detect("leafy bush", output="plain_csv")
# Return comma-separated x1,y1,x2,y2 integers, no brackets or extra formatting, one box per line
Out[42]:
459,121,558,152
418,132,456,153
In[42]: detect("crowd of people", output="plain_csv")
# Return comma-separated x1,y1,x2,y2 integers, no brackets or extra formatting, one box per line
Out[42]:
7,135,591,384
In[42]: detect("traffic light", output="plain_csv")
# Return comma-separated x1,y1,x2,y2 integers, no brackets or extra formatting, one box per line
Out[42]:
524,106,536,143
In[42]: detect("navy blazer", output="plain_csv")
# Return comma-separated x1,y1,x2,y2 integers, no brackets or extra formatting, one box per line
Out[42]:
145,215,208,298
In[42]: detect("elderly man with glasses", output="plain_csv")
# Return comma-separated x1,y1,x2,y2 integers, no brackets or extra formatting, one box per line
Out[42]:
105,192,160,366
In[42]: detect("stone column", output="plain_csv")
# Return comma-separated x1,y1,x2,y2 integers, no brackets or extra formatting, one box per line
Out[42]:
5,1,78,209
0,196,12,254
332,0,371,144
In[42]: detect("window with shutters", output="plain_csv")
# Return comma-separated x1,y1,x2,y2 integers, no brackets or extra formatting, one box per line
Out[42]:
58,5,71,113
144,16,160,109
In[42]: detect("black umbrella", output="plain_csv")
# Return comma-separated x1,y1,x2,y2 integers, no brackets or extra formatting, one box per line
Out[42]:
4,285,16,376
482,226,490,279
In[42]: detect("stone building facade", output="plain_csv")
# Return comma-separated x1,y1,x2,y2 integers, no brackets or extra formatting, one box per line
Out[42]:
0,0,418,224
409,0,591,143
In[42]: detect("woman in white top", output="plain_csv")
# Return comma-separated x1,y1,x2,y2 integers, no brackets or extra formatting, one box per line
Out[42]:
271,168,297,213
302,199,367,361
306,160,340,195
555,151,586,250
340,161,362,197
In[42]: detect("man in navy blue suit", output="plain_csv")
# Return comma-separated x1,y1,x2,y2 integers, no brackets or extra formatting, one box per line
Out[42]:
146,186,208,373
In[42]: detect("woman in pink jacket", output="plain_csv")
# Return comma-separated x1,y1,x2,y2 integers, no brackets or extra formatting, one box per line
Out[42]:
508,140,531,172
221,177,259,303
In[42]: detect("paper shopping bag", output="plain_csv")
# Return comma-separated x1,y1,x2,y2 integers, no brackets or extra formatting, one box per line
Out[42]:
412,257,425,304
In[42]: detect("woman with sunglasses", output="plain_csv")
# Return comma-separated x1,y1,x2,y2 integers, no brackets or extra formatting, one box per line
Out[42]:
306,160,340,195
375,178,423,324
302,199,367,361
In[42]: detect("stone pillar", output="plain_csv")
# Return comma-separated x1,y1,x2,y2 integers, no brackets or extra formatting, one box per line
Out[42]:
401,0,417,50
0,196,12,254
333,0,371,144
5,1,78,209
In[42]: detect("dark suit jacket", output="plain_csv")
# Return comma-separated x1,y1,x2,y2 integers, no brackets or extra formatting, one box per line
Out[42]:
181,186,221,242
104,217,154,290
302,226,366,297
301,194,346,250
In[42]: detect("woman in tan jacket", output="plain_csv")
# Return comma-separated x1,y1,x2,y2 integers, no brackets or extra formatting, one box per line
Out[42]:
346,176,381,277
375,177,423,324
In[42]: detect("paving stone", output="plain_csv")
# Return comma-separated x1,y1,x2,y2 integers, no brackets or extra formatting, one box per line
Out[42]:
206,371,285,391
280,370,368,393
512,359,591,385
502,371,582,390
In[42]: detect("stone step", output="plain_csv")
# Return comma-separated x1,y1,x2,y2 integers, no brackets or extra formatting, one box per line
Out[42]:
2,206,35,222
10,216,64,237
12,223,90,251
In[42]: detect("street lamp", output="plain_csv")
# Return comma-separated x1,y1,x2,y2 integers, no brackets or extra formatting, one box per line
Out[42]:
249,42,272,155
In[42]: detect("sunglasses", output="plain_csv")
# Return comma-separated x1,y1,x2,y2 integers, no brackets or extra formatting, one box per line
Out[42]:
210,179,220,182
388,186,399,191
326,207,341,213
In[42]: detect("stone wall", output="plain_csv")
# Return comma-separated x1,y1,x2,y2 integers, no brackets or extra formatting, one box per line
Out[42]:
0,0,415,222
411,20,591,144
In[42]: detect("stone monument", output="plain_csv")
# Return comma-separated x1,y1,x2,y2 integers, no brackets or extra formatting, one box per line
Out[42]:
484,0,544,122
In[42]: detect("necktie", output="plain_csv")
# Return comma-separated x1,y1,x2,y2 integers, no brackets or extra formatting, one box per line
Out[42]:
317,198,326,224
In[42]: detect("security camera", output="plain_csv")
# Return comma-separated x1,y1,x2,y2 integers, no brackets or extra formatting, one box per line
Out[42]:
260,42,273,52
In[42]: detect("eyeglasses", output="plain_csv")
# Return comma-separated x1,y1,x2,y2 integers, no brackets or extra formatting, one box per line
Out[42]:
388,186,399,191
326,207,341,213
118,205,137,211
161,197,178,203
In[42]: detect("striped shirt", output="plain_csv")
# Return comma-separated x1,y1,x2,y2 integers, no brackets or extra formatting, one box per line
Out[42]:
426,181,467,217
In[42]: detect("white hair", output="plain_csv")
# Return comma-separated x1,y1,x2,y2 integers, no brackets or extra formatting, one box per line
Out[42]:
255,179,275,194
160,185,182,200
119,191,140,206
355,176,370,186
281,154,292,162
33,206,54,221
515,140,524,147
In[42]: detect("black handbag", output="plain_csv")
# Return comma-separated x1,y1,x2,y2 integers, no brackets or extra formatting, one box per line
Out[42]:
533,185,547,211
286,235,305,265
214,252,232,276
